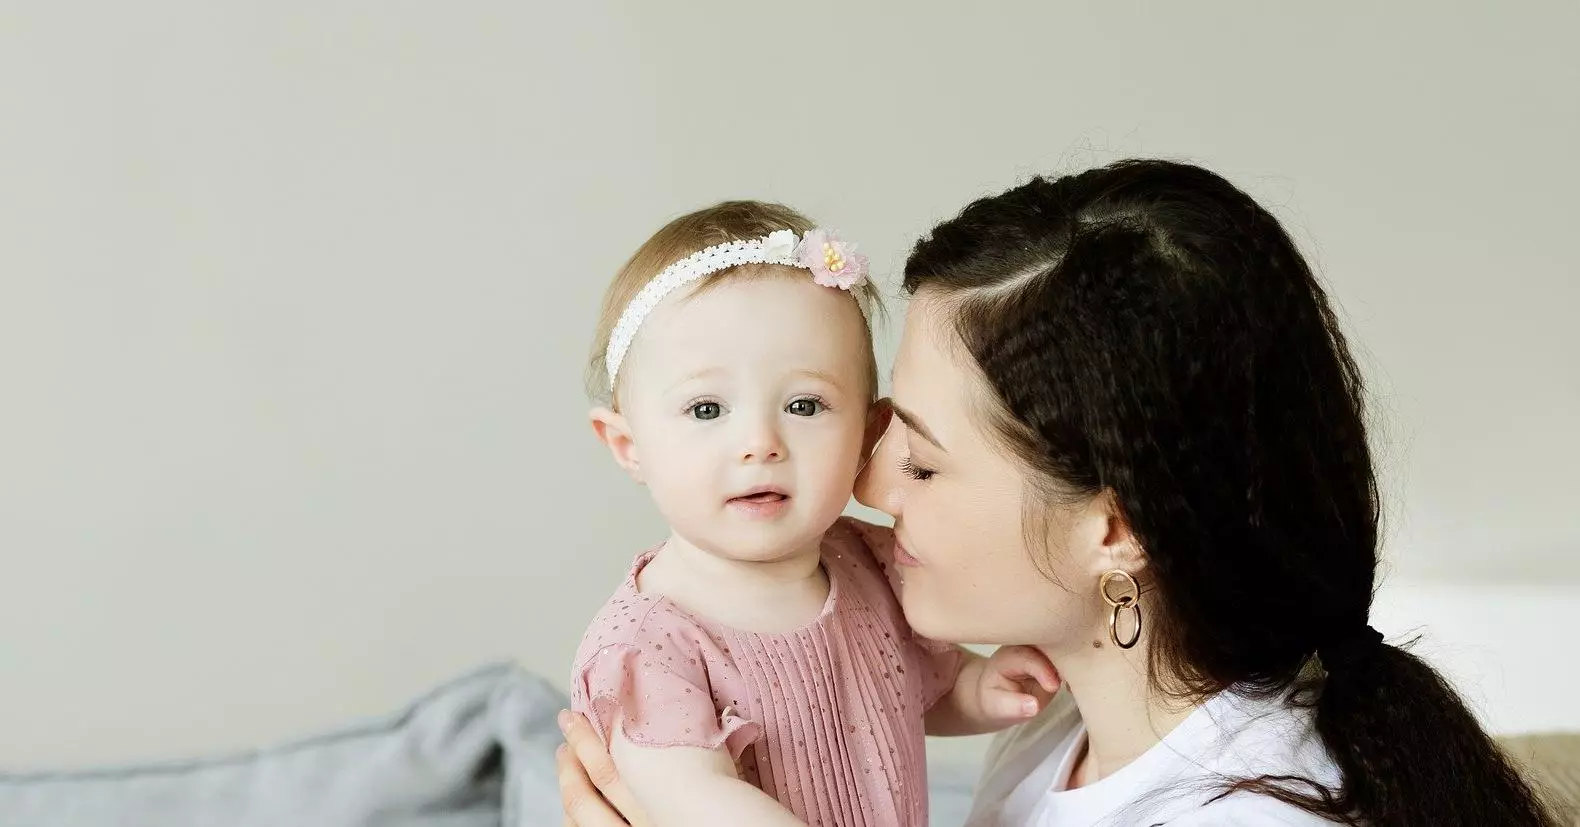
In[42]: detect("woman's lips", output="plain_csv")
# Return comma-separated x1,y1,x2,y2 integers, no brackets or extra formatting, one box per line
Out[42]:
893,537,922,567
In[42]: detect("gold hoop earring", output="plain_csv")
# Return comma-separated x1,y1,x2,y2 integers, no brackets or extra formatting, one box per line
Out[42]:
1100,570,1142,649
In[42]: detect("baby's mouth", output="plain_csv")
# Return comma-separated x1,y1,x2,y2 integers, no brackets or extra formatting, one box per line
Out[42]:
730,489,788,505
726,485,791,511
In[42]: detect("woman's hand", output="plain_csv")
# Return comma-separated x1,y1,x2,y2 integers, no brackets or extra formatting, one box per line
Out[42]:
556,710,651,827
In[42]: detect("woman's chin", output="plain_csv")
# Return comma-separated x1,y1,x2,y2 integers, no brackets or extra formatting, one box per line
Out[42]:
896,588,964,643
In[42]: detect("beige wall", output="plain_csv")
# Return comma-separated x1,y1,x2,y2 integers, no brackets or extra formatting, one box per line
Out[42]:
1,2,1576,768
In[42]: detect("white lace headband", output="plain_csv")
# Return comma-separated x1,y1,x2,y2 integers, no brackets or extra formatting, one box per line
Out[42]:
604,228,869,390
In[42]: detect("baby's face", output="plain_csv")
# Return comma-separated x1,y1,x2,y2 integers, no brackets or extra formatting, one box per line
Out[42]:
617,270,873,563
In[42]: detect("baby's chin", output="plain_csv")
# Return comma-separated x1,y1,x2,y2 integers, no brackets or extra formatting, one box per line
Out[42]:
703,535,822,565
690,520,835,564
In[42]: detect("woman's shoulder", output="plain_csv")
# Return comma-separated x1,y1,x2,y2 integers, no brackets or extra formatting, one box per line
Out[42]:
1206,688,1342,786
968,688,1347,826
1157,689,1346,824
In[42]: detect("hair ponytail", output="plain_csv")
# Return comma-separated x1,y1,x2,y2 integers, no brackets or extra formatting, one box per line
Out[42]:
1318,640,1554,825
1220,635,1558,826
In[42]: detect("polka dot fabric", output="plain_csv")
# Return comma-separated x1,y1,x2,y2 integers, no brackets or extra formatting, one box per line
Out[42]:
569,518,962,827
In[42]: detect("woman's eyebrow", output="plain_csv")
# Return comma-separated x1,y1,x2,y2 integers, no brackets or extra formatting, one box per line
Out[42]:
891,403,945,452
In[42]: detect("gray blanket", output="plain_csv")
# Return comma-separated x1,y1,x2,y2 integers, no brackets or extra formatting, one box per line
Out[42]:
0,664,565,827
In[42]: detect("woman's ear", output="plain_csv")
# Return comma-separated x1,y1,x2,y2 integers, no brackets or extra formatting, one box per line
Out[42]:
1076,488,1147,579
589,407,643,484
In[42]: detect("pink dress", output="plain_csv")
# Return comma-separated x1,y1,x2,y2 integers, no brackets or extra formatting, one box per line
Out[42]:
570,517,962,827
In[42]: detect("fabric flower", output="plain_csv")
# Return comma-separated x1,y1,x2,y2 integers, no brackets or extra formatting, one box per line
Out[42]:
796,228,869,290
760,229,798,262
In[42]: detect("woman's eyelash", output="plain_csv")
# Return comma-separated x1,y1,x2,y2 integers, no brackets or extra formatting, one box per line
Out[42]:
899,457,936,481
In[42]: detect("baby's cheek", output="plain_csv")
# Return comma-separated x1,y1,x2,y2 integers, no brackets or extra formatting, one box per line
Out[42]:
828,433,868,490
835,419,870,469
800,456,854,509
647,450,717,510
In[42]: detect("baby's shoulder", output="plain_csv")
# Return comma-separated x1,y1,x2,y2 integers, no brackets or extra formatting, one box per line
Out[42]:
823,516,905,598
571,575,718,673
827,515,893,556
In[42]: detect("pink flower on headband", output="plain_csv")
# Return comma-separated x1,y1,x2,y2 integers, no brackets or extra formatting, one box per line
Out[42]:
796,229,869,290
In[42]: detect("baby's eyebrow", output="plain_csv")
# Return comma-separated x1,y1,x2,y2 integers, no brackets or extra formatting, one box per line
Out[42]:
665,366,726,392
792,368,844,387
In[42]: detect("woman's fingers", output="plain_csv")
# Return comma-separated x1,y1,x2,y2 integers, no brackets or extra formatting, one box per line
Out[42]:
558,710,648,825
557,743,602,824
557,742,623,826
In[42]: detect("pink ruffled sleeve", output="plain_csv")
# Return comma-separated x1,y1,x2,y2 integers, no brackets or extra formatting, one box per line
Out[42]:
574,643,762,760
839,517,965,710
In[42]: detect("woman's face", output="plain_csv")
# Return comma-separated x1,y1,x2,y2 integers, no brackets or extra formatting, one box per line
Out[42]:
855,292,1112,651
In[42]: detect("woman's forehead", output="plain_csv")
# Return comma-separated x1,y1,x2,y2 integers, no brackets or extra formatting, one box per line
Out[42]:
890,301,970,428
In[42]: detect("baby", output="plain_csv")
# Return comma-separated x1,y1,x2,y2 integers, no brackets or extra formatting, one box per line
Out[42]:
571,201,1057,826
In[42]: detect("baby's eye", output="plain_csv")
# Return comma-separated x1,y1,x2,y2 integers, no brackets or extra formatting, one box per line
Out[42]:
690,402,723,421
786,398,824,417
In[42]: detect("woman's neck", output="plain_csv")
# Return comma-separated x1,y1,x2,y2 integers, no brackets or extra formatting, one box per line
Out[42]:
637,531,829,634
1042,640,1202,787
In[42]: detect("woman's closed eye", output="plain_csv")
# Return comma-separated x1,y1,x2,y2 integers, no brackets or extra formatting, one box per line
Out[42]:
899,456,935,481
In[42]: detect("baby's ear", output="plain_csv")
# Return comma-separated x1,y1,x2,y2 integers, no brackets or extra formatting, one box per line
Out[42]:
589,407,643,484
858,398,894,473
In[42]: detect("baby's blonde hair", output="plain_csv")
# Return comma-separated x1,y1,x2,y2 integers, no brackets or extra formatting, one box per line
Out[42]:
588,200,883,406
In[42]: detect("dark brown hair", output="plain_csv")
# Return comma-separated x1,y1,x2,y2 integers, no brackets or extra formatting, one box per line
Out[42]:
903,160,1555,826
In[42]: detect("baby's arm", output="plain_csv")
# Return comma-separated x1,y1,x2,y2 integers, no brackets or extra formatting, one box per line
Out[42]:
573,621,805,827
926,645,1060,736
610,731,806,827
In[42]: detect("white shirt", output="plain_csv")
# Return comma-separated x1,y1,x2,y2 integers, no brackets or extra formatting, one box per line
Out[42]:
965,687,1345,826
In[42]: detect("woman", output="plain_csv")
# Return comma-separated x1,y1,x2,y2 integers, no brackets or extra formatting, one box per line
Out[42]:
555,160,1556,826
